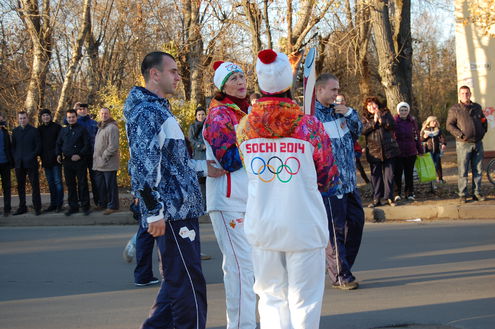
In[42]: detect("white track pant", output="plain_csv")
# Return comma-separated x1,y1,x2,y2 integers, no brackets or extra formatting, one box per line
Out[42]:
209,211,256,329
252,247,325,329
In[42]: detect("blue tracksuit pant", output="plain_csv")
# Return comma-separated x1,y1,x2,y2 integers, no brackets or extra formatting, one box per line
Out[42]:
140,218,207,329
323,189,365,285
134,223,156,284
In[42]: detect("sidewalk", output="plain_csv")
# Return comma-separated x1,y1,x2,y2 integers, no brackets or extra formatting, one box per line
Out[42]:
365,198,495,222
0,192,494,226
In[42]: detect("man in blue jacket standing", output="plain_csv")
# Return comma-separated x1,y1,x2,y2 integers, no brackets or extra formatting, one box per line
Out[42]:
314,73,364,290
124,51,224,329
74,102,99,208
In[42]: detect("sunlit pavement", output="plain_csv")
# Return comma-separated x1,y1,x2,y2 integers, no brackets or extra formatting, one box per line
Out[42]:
0,220,494,329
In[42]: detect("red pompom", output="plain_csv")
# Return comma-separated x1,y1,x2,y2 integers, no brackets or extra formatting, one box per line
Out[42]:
213,61,224,71
258,49,277,64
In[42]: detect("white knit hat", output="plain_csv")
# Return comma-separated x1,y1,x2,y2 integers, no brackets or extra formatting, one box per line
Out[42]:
396,101,410,113
256,49,293,94
213,61,243,91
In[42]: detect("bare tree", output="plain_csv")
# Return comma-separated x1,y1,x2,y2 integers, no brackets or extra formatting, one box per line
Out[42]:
17,0,57,117
369,0,412,108
284,0,335,54
85,0,115,106
180,0,206,105
54,0,91,121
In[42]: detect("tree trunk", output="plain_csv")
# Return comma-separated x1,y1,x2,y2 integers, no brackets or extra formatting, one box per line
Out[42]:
393,0,413,110
54,0,91,122
181,0,205,105
19,0,53,119
242,0,263,58
370,0,412,109
355,0,372,97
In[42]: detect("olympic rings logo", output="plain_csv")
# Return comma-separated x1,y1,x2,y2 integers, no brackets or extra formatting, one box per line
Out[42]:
250,156,301,183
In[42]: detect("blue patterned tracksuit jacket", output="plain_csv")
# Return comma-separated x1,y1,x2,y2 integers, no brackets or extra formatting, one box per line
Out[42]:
124,86,206,228
314,101,363,197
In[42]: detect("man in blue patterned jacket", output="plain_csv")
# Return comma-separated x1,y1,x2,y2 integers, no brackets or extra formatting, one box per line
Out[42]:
124,51,224,329
314,73,364,290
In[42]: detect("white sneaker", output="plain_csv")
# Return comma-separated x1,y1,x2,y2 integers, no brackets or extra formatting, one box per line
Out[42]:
407,195,415,201
123,239,136,263
394,195,401,202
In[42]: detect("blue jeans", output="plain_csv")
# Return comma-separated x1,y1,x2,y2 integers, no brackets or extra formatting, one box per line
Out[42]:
456,141,484,197
44,165,64,207
94,170,119,209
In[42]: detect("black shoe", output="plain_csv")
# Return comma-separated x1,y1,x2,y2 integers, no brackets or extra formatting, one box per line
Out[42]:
35,209,41,216
83,208,91,216
3,211,10,217
56,206,64,213
13,208,27,216
368,200,381,208
473,194,486,202
43,205,57,213
65,208,79,216
459,196,467,204
134,278,160,287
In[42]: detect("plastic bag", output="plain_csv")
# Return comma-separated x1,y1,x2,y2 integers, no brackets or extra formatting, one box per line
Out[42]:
414,153,436,183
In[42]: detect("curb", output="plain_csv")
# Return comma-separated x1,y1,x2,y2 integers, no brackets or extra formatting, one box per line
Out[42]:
0,205,492,227
365,204,495,221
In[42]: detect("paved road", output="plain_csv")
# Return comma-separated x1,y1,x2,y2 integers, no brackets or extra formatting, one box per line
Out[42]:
1,220,494,329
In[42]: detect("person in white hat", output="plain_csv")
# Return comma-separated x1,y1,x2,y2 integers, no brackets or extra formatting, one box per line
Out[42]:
202,61,257,329
393,101,423,202
236,49,339,329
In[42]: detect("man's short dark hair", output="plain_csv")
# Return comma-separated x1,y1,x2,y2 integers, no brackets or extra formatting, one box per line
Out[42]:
141,52,176,82
78,103,89,108
459,85,471,92
315,73,338,89
66,109,77,116
18,111,27,116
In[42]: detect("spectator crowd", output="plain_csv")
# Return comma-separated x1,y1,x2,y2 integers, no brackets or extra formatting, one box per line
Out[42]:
0,103,120,217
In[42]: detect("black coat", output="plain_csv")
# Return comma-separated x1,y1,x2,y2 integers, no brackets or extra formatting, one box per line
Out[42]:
39,121,62,168
12,124,41,169
56,123,91,158
0,128,14,167
362,109,400,162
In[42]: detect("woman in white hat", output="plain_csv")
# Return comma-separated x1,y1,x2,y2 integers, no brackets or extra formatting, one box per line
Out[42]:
202,61,256,329
393,101,423,201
